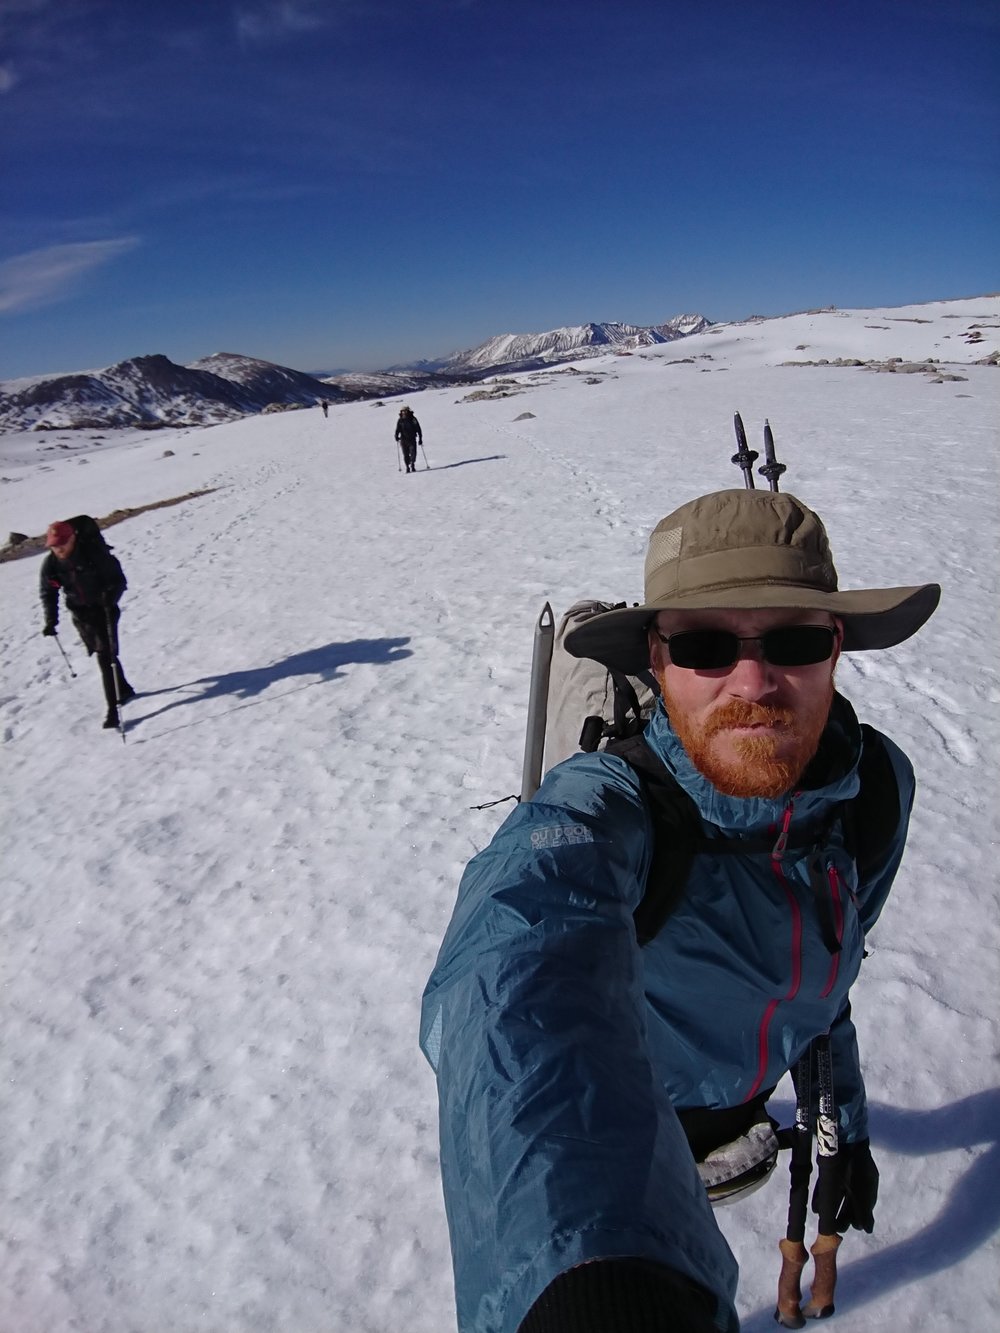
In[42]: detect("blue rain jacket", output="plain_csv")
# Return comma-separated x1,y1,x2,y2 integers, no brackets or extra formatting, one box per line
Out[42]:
421,693,914,1332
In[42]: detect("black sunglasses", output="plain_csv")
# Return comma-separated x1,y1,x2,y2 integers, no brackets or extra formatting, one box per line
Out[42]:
654,625,837,670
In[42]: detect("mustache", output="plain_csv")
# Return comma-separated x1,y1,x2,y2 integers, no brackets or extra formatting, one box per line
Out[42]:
703,700,797,736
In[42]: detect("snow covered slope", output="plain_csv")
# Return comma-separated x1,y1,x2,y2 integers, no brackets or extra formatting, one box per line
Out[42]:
1,295,998,1333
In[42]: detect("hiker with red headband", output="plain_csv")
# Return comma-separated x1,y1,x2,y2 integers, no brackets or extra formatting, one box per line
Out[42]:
40,518,137,730
421,488,940,1333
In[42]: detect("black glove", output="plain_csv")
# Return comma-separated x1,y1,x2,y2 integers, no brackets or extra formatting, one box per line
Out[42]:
819,1138,879,1233
42,622,57,636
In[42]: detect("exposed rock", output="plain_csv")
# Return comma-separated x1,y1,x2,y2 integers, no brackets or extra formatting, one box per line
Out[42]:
0,488,218,563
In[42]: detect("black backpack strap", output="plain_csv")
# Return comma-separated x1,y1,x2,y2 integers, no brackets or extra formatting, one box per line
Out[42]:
844,724,900,882
604,733,704,946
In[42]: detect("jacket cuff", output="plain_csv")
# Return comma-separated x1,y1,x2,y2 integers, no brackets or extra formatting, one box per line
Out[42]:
518,1257,723,1333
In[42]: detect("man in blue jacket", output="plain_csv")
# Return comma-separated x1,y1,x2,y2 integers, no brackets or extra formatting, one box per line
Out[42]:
420,489,939,1333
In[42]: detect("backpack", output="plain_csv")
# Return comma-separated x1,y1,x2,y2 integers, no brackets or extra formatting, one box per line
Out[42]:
69,514,114,556
528,602,900,946
67,515,127,593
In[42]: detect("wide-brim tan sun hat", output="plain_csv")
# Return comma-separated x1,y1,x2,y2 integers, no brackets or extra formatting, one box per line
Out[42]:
564,490,941,675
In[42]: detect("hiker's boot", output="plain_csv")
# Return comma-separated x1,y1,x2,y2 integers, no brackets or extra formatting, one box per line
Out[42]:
118,683,137,704
103,707,119,729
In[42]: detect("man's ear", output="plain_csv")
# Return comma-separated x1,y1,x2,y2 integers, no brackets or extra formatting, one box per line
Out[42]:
831,617,844,670
647,623,666,674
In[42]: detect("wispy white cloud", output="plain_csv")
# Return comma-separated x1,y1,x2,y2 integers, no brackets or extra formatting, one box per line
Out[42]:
0,237,140,315
234,1,330,45
0,61,18,92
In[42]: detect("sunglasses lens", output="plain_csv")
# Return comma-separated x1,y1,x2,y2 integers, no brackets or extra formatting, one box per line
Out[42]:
665,626,836,669
666,630,739,669
761,626,836,665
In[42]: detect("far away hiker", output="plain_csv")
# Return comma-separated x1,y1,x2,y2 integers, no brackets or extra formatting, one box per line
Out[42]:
395,405,422,472
40,518,137,730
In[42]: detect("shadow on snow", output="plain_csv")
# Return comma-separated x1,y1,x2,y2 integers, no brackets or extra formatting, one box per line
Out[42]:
132,637,412,728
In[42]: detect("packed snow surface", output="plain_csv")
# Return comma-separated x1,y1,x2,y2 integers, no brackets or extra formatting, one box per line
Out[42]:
2,297,998,1332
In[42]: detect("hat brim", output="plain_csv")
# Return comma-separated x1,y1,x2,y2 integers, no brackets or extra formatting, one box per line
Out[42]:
564,583,941,675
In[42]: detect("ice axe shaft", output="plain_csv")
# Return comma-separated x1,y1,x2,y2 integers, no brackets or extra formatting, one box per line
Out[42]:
520,603,554,802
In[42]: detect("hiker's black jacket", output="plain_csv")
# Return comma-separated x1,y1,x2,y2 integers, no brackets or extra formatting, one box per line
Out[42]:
394,414,422,445
40,544,127,628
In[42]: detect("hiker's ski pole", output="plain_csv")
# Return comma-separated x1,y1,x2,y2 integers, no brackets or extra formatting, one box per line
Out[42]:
520,603,554,802
50,631,77,678
419,440,431,470
758,419,787,492
731,412,758,488
776,1050,814,1329
106,606,127,743
803,1035,841,1320
396,442,402,472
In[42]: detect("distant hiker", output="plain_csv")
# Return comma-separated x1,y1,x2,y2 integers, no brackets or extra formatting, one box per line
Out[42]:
40,518,136,730
420,488,940,1333
394,405,422,472
320,398,329,418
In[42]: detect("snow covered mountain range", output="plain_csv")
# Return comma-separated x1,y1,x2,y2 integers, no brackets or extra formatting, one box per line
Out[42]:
394,315,714,375
0,314,712,432
3,301,996,436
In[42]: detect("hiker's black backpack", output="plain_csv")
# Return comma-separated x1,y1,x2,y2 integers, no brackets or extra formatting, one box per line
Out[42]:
68,515,127,594
69,515,113,556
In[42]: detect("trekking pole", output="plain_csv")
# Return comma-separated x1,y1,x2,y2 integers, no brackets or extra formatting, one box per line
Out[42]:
758,419,787,492
419,440,431,470
396,442,402,472
775,1050,814,1329
802,1035,841,1320
731,412,758,488
106,606,127,743
51,632,78,678
520,603,555,802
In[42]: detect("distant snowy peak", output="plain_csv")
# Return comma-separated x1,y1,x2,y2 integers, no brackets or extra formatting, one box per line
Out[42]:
434,317,713,374
658,313,713,337
187,353,339,406
0,352,336,432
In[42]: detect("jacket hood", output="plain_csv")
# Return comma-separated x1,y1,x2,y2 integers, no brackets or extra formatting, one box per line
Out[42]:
643,691,863,834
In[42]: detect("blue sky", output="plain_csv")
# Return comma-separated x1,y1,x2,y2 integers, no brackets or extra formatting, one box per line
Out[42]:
2,0,997,379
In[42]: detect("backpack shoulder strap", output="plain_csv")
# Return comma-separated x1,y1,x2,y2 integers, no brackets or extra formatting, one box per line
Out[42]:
846,723,900,882
604,733,704,945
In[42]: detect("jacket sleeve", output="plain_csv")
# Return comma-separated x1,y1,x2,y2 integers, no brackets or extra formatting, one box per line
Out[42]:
829,733,916,1141
39,556,61,626
420,754,738,1333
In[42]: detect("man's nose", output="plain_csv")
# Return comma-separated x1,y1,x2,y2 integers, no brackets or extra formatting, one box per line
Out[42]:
724,641,778,696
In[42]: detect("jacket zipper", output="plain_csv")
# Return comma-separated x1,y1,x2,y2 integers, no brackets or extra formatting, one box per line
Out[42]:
744,797,801,1101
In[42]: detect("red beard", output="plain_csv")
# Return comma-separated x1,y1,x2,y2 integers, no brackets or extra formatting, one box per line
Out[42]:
660,687,834,799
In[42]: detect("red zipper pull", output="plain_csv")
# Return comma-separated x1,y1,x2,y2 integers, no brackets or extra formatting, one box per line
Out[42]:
771,796,797,861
